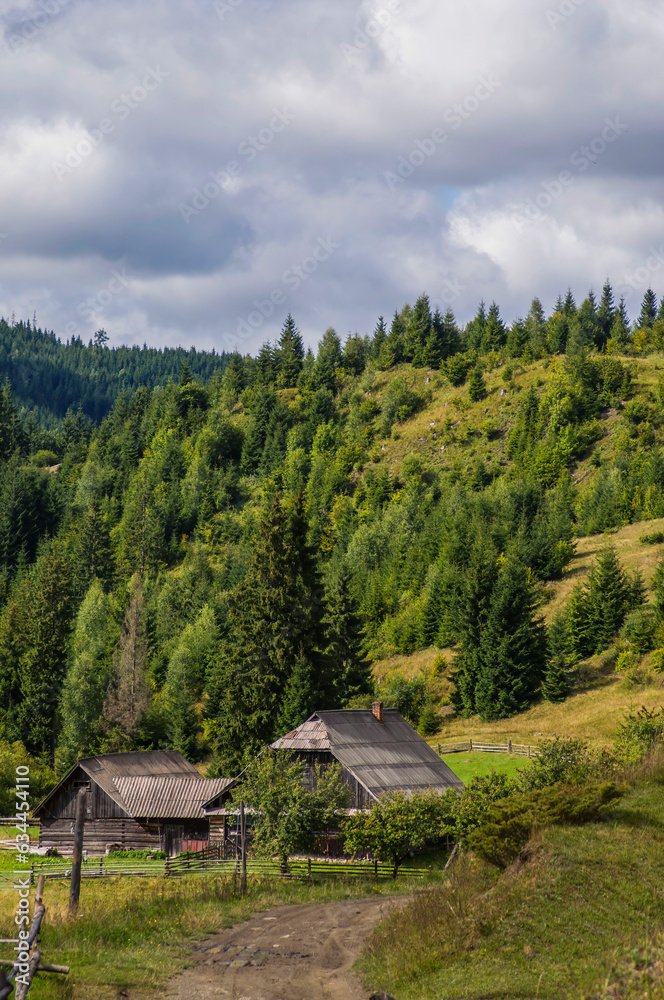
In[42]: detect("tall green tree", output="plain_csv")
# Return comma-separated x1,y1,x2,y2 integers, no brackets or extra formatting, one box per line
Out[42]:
474,557,547,721
275,314,305,388
57,579,118,771
103,573,150,748
208,491,333,773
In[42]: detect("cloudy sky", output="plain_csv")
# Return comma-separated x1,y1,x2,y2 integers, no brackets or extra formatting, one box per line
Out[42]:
0,0,662,354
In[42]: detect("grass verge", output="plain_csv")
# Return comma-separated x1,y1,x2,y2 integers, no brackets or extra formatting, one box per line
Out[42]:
359,767,664,1000
439,751,532,783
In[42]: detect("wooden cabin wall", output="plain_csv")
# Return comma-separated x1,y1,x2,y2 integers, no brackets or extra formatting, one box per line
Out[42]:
38,818,161,855
39,769,126,820
38,818,210,856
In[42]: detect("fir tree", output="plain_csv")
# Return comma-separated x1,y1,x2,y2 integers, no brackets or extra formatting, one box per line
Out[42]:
468,365,487,402
541,612,572,702
208,491,332,772
323,570,373,704
370,316,387,362
275,314,305,388
481,302,507,353
404,293,432,364
637,289,657,330
451,542,497,715
474,557,547,721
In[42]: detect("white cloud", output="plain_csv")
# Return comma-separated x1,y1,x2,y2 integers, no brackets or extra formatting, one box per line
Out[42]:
0,0,663,351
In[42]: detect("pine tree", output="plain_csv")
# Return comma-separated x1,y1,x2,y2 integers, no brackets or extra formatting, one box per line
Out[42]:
566,291,598,355
637,289,657,330
208,492,332,772
468,365,487,402
584,546,632,652
481,302,507,353
464,301,487,352
541,612,572,702
474,558,547,721
312,328,343,391
380,310,406,368
275,314,305,388
565,581,591,664
323,570,373,704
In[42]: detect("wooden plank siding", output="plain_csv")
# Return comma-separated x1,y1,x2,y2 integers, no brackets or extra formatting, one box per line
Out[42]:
40,767,125,820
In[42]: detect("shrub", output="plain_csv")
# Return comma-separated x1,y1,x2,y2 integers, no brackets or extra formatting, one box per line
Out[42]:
517,736,599,791
620,607,657,655
639,530,664,545
613,706,664,765
466,782,623,869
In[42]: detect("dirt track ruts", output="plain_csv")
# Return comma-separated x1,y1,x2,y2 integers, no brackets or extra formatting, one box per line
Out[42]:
163,895,403,1000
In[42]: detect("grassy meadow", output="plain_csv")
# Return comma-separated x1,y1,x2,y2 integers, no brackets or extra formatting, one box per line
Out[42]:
360,756,664,1000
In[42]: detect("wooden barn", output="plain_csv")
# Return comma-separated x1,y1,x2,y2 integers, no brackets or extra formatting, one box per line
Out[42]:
34,751,231,856
203,702,463,826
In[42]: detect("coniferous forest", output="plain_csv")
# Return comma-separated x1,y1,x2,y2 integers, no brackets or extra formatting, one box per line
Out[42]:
3,283,664,782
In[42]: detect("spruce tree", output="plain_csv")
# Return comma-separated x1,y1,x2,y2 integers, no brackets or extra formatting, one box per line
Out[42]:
637,289,657,330
275,314,305,388
451,541,497,715
584,547,632,652
468,365,487,402
541,612,572,702
474,557,546,721
370,316,387,362
323,570,373,704
596,280,614,349
481,302,507,353
208,491,332,772
405,293,432,364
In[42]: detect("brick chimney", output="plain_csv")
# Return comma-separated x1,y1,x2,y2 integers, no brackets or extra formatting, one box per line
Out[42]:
372,701,384,724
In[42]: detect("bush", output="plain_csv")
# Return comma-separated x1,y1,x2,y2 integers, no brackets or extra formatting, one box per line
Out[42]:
619,607,657,655
517,736,600,791
639,531,664,545
380,379,425,435
613,706,664,765
466,782,622,869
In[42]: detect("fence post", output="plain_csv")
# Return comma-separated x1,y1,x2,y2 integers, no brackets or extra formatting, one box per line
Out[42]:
508,739,512,754
29,863,34,888
374,859,378,880
307,858,312,881
469,738,473,751
68,789,86,916
165,856,170,878
99,858,102,877
240,802,247,896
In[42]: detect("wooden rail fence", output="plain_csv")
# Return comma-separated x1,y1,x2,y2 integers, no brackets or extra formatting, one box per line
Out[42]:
436,738,539,757
0,876,69,998
0,855,432,885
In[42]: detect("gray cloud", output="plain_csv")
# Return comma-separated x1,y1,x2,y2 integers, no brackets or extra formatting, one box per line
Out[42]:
0,0,663,351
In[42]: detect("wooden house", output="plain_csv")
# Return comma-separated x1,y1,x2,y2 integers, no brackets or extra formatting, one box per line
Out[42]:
203,702,463,830
34,751,231,856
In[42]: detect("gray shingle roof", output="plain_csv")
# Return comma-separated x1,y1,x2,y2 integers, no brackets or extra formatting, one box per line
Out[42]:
271,709,463,800
112,776,232,819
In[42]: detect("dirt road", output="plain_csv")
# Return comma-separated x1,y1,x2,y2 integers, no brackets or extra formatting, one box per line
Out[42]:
163,895,402,1000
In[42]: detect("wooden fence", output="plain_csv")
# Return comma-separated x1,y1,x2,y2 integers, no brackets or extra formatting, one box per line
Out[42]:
2,855,431,885
436,738,539,757
0,876,69,998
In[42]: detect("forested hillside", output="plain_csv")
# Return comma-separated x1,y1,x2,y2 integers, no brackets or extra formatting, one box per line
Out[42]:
2,283,664,782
